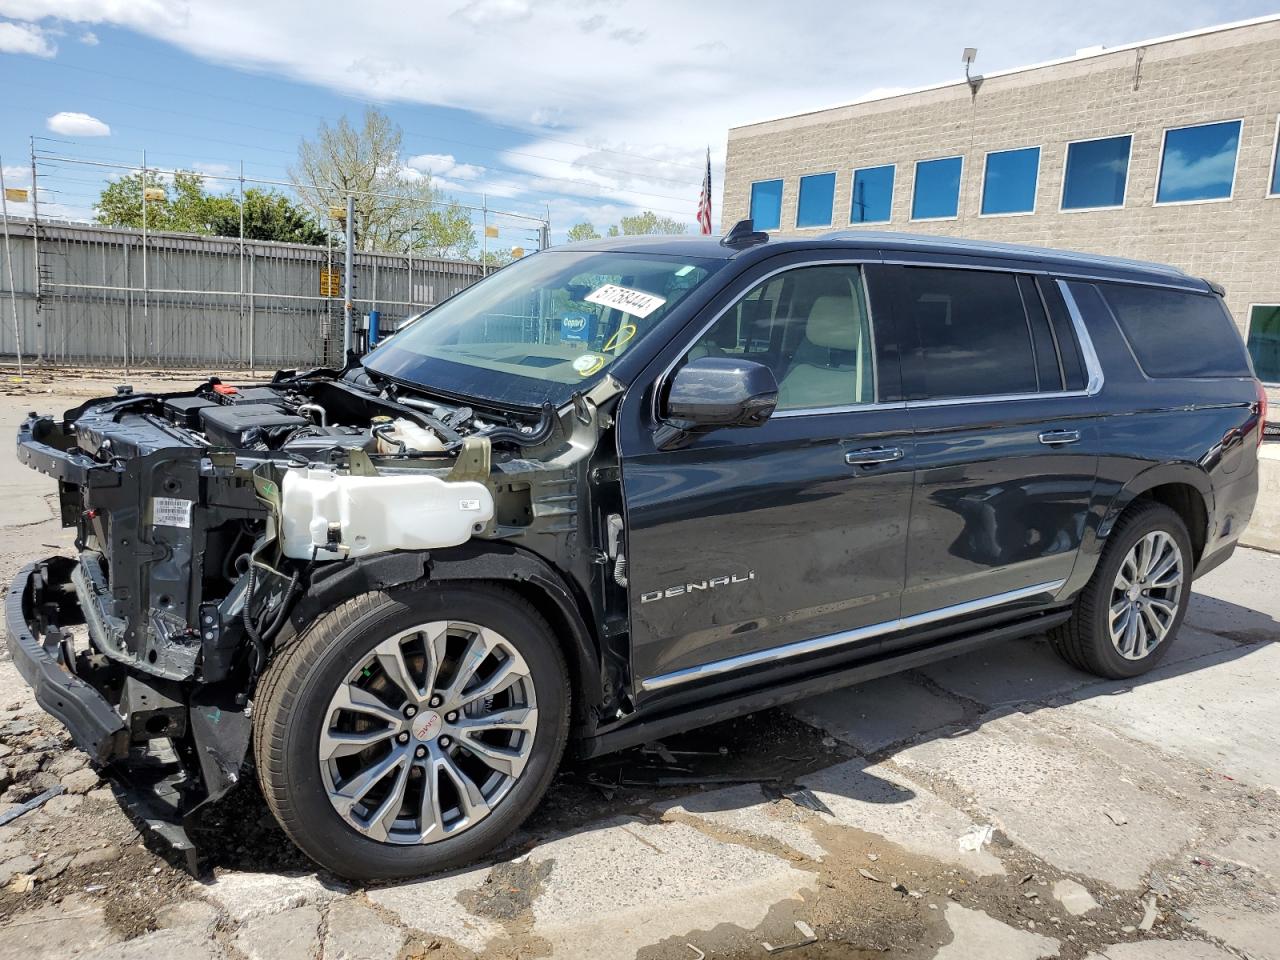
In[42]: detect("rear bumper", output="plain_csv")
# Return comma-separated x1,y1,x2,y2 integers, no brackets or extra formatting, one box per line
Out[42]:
4,556,128,763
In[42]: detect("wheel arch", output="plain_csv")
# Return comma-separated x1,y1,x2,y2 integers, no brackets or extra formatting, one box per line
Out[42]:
1100,465,1212,566
283,542,605,735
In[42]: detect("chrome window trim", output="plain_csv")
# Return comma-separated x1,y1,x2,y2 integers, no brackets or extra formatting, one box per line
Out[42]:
894,272,1106,410
878,257,1199,292
773,401,906,419
651,257,883,424
639,579,1067,692
651,258,1131,423
1057,278,1106,394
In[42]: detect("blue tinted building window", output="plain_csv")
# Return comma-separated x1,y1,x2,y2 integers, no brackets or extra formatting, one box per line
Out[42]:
1156,120,1241,204
981,146,1040,215
1248,305,1280,384
750,179,783,231
1272,120,1280,196
1062,135,1131,210
911,156,962,220
850,165,894,223
796,172,836,228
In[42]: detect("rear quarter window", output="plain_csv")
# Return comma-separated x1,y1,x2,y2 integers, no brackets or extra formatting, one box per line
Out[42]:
1099,284,1252,379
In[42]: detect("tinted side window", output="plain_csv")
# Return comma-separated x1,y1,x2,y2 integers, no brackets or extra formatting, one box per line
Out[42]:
684,264,875,411
1038,278,1088,391
1099,284,1252,378
903,267,1037,400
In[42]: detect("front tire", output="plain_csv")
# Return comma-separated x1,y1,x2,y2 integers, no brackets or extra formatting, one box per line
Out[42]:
1049,502,1192,679
253,581,569,881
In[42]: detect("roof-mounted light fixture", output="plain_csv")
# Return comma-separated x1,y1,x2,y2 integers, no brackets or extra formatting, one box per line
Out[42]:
962,47,982,95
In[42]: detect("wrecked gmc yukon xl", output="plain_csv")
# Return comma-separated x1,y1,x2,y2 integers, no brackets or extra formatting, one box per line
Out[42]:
6,226,1263,880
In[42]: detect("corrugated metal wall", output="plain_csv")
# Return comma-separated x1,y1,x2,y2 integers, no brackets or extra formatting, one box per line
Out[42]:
0,217,486,370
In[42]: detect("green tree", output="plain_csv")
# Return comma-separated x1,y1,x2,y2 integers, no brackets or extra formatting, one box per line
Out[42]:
95,170,229,234
412,198,477,261
606,211,687,236
476,248,516,270
566,221,600,242
290,107,476,258
208,188,328,245
96,172,327,244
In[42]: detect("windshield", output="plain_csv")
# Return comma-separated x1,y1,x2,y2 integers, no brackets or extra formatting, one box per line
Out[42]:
365,250,724,408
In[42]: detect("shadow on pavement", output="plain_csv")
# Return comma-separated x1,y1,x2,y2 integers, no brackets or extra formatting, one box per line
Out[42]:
187,591,1277,888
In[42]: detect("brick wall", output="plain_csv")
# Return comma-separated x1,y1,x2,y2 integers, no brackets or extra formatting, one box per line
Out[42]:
723,19,1280,356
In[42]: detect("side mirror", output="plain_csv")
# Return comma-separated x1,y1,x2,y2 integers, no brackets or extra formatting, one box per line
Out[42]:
657,356,778,448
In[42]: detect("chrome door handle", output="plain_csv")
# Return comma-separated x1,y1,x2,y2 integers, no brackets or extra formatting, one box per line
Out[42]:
1039,429,1081,446
845,446,904,466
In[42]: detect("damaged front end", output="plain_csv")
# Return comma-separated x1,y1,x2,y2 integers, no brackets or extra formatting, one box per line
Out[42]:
6,366,623,866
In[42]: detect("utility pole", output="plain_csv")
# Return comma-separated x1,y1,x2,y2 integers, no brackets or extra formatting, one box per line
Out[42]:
239,160,249,373
0,157,23,374
481,194,489,275
141,150,150,365
29,137,41,361
342,194,354,357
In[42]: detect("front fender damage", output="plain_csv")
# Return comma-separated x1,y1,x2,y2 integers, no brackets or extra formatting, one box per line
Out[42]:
6,373,623,870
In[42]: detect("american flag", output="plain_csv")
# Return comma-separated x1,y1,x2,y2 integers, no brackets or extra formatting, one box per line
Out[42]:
696,148,713,235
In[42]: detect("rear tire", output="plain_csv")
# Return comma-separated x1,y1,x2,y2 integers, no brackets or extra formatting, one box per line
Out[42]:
253,581,569,881
1049,502,1192,679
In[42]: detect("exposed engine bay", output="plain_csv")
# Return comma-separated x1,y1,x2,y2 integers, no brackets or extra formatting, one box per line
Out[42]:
11,363,624,864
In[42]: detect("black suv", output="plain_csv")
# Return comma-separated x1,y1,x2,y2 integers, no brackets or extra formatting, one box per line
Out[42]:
6,227,1263,880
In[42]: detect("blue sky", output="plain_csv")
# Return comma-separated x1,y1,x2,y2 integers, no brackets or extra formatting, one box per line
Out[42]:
0,1,1277,242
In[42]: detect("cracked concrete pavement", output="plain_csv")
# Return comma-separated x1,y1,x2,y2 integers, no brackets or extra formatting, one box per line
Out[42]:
0,371,1277,959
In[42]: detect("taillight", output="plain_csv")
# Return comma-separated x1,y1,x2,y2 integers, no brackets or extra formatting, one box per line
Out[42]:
1256,380,1268,447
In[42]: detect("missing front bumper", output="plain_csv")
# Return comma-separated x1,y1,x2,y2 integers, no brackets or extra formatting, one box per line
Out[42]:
4,556,128,763
5,556,251,874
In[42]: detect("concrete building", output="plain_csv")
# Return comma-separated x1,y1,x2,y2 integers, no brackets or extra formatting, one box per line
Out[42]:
722,15,1280,392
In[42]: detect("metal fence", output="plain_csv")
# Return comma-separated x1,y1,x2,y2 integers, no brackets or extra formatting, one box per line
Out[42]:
0,151,552,372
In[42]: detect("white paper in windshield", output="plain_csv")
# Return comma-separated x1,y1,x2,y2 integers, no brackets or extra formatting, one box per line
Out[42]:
584,284,667,319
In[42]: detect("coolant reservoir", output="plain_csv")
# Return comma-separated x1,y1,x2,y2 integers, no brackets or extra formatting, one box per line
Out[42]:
279,467,494,560
375,417,446,454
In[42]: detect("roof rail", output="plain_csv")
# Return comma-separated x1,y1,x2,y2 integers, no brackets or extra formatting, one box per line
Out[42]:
820,229,1190,279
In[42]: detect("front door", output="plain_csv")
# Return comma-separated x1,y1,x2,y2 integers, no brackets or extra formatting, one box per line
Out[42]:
618,258,914,696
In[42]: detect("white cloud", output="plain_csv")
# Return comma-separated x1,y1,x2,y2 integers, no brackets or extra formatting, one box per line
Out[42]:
46,111,111,136
1,0,1270,227
1159,137,1239,195
0,19,56,56
453,0,531,27
78,28,96,43
191,161,234,180
406,153,486,180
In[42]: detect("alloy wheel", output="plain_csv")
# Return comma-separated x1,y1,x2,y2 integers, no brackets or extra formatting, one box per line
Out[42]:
318,621,538,844
1108,530,1184,660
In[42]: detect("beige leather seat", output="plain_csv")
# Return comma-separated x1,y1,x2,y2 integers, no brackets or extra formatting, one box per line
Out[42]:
777,295,868,409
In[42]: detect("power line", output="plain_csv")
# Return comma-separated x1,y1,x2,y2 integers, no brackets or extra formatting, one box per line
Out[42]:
15,59,708,175
31,128,700,219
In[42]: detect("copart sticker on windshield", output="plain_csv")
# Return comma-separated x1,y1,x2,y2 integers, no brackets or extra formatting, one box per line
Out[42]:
584,284,667,319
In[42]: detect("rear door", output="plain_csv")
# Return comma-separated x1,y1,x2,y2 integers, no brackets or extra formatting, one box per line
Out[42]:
893,263,1102,618
617,255,915,696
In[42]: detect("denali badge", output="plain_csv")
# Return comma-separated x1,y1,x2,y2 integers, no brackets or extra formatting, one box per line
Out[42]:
640,570,755,603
